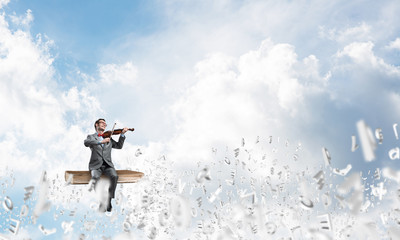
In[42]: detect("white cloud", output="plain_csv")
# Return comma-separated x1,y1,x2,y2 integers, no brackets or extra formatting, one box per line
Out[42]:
168,39,327,166
0,11,62,142
336,41,400,76
0,0,9,9
10,9,34,27
98,61,138,86
0,9,103,179
319,22,372,43
387,38,400,50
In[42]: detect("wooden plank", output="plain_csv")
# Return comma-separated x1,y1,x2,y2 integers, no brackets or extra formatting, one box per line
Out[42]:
65,170,144,185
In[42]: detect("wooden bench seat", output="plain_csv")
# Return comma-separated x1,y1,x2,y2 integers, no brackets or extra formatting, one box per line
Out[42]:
65,170,144,184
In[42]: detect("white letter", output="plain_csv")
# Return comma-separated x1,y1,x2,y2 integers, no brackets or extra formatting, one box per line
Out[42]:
356,120,377,161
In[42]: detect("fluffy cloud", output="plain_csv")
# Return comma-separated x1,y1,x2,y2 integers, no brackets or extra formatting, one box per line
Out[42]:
319,22,372,44
0,8,102,178
0,10,62,142
98,61,138,86
168,39,328,167
387,38,400,50
0,0,9,9
9,9,34,27
337,41,400,75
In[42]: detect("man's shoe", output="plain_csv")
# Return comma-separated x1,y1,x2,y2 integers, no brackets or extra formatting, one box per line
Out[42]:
106,199,112,212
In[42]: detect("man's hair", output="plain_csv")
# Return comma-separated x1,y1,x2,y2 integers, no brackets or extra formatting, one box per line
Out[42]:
94,118,106,130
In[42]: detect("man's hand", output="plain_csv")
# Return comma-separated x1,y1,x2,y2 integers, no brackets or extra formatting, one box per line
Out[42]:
121,127,128,134
101,138,111,144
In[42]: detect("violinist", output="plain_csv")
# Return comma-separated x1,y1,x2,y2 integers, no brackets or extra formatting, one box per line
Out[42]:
84,118,128,212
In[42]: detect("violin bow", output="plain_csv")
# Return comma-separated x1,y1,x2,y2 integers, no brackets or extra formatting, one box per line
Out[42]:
109,123,117,140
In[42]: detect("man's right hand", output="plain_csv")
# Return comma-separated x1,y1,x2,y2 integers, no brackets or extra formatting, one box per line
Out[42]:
101,138,111,144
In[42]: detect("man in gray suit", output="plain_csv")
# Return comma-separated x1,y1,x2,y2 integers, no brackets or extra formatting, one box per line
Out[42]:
84,118,128,212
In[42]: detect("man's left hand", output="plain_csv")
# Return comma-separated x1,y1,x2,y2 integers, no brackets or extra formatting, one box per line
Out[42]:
122,127,128,134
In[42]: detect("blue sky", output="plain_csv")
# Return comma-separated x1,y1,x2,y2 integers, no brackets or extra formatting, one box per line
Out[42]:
6,0,161,63
1,0,400,239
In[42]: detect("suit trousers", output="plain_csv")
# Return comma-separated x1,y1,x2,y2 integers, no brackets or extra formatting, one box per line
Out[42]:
90,162,119,199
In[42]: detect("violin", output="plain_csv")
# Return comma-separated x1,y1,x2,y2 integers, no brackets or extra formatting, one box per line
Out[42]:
102,128,134,138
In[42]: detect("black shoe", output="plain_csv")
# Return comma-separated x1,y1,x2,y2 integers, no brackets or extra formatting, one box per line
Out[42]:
106,203,112,212
106,199,112,212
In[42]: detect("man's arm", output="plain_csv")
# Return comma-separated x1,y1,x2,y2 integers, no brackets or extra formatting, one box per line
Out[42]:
84,135,101,147
111,134,125,149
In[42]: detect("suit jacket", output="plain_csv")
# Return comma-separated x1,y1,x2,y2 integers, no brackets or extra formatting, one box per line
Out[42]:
84,133,126,170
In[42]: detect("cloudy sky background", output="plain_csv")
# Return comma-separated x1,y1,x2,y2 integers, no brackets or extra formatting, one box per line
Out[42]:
1,0,400,239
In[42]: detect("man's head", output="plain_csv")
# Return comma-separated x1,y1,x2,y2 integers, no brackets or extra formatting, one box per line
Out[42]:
95,118,107,131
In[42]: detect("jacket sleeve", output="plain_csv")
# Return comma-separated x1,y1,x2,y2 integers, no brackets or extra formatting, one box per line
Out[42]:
84,134,100,147
112,135,126,149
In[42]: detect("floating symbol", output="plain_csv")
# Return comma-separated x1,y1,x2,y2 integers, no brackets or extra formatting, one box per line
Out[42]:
375,128,383,144
208,186,222,203
178,179,186,194
123,220,132,232
356,120,377,162
135,148,142,157
371,182,387,201
265,222,277,235
196,197,202,207
299,196,314,209
3,196,13,211
351,136,359,152
224,157,231,165
191,207,197,217
322,147,331,166
389,147,400,160
234,148,240,158
321,192,332,207
313,171,325,190
147,226,158,239
195,167,211,183
333,164,352,176
240,191,257,205
318,214,332,231
8,218,20,235
20,205,29,217
69,210,76,216
24,186,34,201
251,224,258,234
62,221,74,234
197,221,203,230
38,225,56,235
374,168,381,179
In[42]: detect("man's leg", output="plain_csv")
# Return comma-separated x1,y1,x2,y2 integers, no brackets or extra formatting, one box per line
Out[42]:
91,168,110,212
89,169,102,192
103,166,119,211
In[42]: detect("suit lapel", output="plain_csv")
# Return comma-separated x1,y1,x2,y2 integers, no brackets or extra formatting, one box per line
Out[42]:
93,133,103,148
